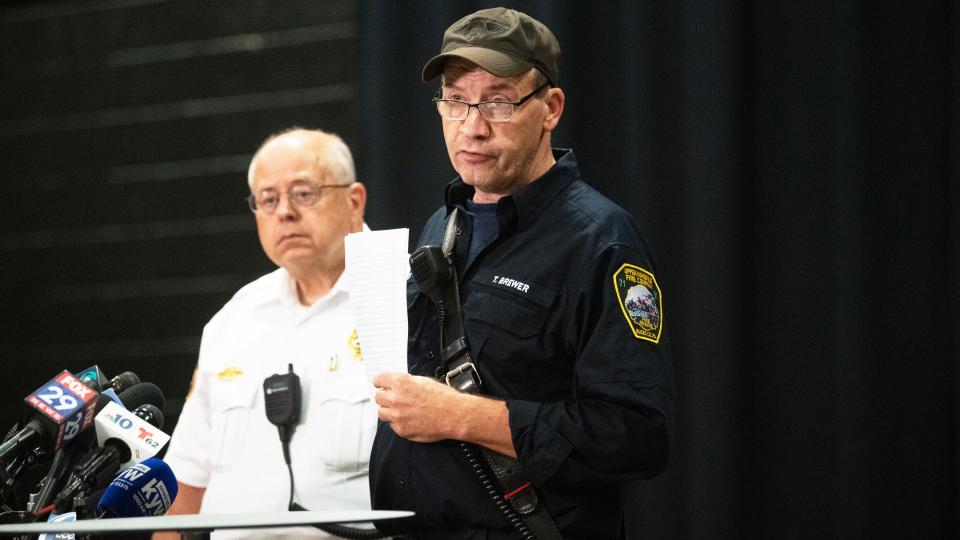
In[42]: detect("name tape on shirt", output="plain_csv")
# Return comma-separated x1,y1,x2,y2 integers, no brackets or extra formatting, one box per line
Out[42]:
491,275,530,293
613,263,663,344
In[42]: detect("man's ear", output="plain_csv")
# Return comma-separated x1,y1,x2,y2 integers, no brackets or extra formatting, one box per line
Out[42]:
349,182,368,228
542,87,565,132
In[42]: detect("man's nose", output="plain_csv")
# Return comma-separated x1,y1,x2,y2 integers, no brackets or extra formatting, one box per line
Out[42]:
459,106,490,137
274,193,298,219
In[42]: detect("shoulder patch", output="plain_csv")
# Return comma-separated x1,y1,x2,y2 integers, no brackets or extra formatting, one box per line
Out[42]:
613,263,663,343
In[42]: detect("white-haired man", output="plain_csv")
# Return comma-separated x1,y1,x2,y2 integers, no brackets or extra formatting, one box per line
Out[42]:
159,128,374,539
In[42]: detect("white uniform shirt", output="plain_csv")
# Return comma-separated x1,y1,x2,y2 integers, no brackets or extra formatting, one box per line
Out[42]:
165,267,376,539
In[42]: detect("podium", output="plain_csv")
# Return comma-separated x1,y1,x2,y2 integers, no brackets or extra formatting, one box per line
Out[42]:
0,510,413,537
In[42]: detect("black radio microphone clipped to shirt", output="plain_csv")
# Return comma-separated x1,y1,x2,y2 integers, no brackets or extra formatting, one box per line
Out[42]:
263,363,301,463
263,368,382,538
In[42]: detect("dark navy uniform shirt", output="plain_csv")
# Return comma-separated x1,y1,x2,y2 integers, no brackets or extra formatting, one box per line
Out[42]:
370,149,676,539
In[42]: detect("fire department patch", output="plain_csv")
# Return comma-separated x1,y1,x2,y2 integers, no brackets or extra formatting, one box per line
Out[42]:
613,263,663,343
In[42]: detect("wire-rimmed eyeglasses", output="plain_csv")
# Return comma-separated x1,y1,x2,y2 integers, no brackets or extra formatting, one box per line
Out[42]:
432,83,550,123
246,182,350,214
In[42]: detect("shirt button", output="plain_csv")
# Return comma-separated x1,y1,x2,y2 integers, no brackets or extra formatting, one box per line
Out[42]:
456,226,462,236
399,480,407,488
426,350,436,360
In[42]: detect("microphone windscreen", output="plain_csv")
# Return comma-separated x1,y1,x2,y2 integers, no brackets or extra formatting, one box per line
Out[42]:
133,404,165,430
109,371,141,394
96,457,178,518
117,383,165,412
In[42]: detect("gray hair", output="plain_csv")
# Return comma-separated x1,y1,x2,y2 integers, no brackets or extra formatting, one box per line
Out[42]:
247,127,356,187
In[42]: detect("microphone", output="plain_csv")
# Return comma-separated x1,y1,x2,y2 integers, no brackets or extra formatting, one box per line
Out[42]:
116,382,165,413
410,245,454,305
77,366,125,408
29,394,116,514
109,371,141,395
132,404,164,431
75,366,141,404
74,366,141,396
76,365,109,392
264,364,301,452
93,399,170,469
0,371,99,463
53,403,167,512
96,457,178,518
2,371,151,517
52,446,123,513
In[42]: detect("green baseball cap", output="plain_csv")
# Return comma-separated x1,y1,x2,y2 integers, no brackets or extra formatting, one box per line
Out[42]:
421,7,560,85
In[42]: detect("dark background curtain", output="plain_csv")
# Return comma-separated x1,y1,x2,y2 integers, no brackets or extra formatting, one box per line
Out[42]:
0,0,956,537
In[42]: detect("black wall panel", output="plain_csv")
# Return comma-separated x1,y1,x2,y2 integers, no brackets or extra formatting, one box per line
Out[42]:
0,0,358,436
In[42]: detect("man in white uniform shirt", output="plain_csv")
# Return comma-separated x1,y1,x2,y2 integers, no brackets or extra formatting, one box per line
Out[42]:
157,128,375,539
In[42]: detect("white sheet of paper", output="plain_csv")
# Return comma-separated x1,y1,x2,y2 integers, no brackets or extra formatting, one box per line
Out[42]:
344,228,409,385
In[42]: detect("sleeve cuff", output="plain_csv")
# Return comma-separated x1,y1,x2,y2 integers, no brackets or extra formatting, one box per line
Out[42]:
163,450,210,489
506,399,572,486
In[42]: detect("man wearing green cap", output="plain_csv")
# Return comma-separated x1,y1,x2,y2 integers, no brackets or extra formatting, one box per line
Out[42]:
371,8,675,539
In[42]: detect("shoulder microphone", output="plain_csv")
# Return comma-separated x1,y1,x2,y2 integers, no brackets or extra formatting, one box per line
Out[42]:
264,363,301,458
264,364,301,512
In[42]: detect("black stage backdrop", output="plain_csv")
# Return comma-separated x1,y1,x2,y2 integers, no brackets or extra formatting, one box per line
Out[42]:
0,1,955,537
357,1,958,537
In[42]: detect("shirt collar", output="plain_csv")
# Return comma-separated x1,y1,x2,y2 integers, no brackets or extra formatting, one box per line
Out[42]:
254,266,349,313
253,226,369,312
443,148,580,230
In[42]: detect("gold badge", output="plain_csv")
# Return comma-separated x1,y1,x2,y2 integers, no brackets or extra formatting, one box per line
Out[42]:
217,366,244,381
613,263,663,343
348,328,363,361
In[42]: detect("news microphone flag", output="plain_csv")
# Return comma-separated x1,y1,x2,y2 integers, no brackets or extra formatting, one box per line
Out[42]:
97,457,178,518
94,400,170,469
23,370,98,451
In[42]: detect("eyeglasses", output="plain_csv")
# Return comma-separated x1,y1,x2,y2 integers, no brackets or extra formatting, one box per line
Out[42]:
246,182,350,214
433,83,550,123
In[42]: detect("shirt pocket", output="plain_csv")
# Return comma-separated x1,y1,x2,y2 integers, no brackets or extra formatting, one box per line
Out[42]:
315,385,375,473
208,380,257,471
466,274,556,336
464,276,557,387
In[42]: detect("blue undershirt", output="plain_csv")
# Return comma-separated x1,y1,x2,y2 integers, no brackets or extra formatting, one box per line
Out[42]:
464,199,499,266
